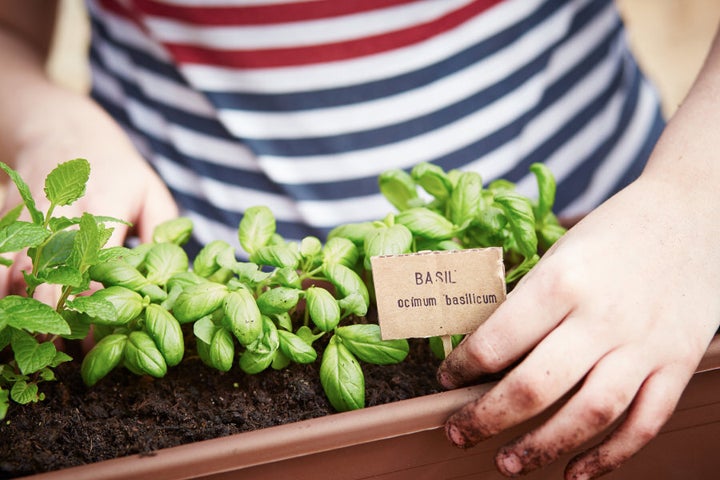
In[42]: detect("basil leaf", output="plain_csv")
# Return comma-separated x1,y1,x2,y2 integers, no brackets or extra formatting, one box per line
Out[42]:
238,205,276,255
151,217,193,245
322,237,359,267
208,327,235,372
277,329,317,364
256,287,301,316
335,324,408,365
124,331,167,378
411,161,452,201
320,336,364,412
363,224,413,270
449,171,483,226
223,289,263,346
378,169,419,212
305,286,340,332
494,192,538,259
144,243,189,286
173,282,228,324
529,162,556,221
323,263,370,308
395,207,456,240
144,304,184,367
81,333,127,386
250,243,300,269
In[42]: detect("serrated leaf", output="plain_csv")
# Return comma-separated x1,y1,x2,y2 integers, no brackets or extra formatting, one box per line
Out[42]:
0,162,44,225
39,265,84,287
44,158,90,207
1,295,71,335
67,213,101,271
0,203,24,230
11,330,57,375
10,380,40,405
0,222,50,254
33,230,76,271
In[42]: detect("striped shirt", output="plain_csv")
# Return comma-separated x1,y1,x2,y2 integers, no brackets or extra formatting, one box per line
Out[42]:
86,0,665,257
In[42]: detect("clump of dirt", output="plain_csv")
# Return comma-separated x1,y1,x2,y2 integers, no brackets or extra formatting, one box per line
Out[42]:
0,339,442,478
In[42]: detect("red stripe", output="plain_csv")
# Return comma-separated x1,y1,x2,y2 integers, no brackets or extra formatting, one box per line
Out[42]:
135,0,421,26
163,0,504,69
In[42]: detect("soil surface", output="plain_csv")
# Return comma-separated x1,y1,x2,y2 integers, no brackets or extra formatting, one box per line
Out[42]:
0,338,443,478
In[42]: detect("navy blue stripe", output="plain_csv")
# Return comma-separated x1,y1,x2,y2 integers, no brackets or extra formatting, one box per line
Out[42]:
203,0,568,112
89,15,187,84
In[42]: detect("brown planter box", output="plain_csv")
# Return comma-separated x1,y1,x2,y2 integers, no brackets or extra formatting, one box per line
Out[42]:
28,336,720,480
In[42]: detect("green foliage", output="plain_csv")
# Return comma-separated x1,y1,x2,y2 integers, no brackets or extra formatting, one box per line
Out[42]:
0,159,565,419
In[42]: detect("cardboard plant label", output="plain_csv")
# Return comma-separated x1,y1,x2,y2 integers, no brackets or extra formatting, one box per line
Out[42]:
370,248,506,340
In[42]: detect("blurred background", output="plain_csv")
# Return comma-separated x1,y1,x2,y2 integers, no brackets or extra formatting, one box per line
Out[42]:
46,0,720,119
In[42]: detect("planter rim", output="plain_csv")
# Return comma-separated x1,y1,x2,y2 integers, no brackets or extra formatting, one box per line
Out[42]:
30,335,720,480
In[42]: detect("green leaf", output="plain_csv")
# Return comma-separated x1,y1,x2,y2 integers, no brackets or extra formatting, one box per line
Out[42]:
238,206,276,255
10,380,40,405
530,162,556,221
277,329,317,364
337,293,368,317
144,242,189,286
323,263,370,308
378,169,419,212
448,171,483,226
172,282,228,324
0,222,49,254
256,287,301,316
336,324,408,365
299,236,322,259
65,295,117,325
0,162,44,225
1,295,71,335
44,158,91,207
193,240,236,278
223,289,263,346
33,230,76,271
89,259,150,290
124,331,167,378
320,336,364,411
327,222,377,247
67,213,102,271
411,162,453,201
38,265,84,287
0,203,24,230
208,327,235,372
494,192,538,259
144,304,184,367
249,243,300,270
239,348,275,374
193,316,216,345
152,217,193,245
305,286,341,332
395,207,456,240
363,224,413,270
0,388,8,419
11,330,57,375
321,237,359,267
80,333,127,386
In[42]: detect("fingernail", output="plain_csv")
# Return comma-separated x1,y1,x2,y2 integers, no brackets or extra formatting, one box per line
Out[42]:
499,452,523,475
436,370,456,389
445,422,466,447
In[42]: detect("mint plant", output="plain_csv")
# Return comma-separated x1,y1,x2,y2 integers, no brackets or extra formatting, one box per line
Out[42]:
0,159,125,419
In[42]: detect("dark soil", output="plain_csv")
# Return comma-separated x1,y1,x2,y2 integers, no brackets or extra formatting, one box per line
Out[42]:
0,338,443,478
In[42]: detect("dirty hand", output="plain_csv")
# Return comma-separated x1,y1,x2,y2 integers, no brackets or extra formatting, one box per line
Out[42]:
437,175,720,479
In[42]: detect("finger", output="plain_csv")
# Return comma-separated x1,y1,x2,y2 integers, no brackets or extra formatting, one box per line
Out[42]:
564,365,691,480
494,347,647,476
438,259,576,389
444,316,605,448
135,176,179,244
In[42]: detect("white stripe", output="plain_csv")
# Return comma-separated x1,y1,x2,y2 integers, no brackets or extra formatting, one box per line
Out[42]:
150,154,300,219
468,2,622,182
253,1,615,184
217,3,574,139
89,0,171,60
179,0,545,93
559,80,659,215
146,0,474,49
94,38,216,117
92,64,260,172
